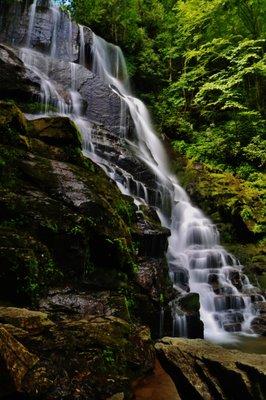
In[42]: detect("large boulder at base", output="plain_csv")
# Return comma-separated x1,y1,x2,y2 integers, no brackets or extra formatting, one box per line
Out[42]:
155,338,266,400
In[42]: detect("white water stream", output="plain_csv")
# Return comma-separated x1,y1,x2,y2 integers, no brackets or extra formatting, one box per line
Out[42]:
15,0,264,342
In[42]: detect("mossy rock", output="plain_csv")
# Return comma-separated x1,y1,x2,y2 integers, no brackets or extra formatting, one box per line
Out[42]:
0,309,155,400
225,242,266,290
0,101,27,147
176,157,265,240
26,116,81,147
0,104,142,304
0,228,60,305
177,293,200,314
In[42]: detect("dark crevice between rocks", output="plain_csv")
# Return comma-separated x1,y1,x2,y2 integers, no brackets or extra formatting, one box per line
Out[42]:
236,362,266,400
156,352,203,400
204,359,253,400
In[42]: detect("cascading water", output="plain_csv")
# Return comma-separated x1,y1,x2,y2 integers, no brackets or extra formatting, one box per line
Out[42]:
78,24,85,66
6,0,264,342
89,32,261,341
26,0,37,47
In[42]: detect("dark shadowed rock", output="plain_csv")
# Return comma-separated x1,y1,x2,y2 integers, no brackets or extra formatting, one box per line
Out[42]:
0,307,155,400
252,302,266,335
0,44,40,101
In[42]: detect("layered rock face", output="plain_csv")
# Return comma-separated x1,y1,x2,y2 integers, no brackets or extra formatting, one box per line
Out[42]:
156,338,266,400
0,96,173,397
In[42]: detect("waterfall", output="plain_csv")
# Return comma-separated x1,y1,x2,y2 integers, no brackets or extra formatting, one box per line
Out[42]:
89,33,260,341
78,25,85,66
50,5,60,57
11,2,263,342
26,0,37,47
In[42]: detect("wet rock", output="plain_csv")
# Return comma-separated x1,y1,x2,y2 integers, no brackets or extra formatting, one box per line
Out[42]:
156,337,266,400
0,0,87,62
0,103,139,304
27,116,81,146
169,265,189,291
0,307,54,334
251,302,266,335
0,44,40,101
132,206,170,258
251,316,266,336
39,289,130,321
136,258,172,302
176,293,204,339
177,293,200,314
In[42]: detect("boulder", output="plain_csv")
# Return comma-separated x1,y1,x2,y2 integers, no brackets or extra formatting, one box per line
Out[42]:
155,338,266,400
0,307,54,334
177,292,200,314
251,302,266,335
27,116,81,146
132,207,170,258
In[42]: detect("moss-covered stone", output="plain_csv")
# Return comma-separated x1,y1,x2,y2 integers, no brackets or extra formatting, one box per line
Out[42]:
0,102,158,309
175,157,265,240
0,227,61,305
177,293,200,314
27,116,81,147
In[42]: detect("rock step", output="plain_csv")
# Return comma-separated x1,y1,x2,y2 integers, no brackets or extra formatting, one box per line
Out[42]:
214,295,246,311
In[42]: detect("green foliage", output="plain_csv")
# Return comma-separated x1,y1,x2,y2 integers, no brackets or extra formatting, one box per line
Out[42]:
115,199,135,225
102,348,116,365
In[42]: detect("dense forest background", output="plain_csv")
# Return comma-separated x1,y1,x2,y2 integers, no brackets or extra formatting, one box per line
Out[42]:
59,0,265,236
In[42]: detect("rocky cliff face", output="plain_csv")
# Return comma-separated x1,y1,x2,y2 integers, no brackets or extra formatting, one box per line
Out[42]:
0,97,173,398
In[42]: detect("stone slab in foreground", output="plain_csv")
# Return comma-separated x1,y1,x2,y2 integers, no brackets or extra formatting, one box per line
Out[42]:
155,337,266,400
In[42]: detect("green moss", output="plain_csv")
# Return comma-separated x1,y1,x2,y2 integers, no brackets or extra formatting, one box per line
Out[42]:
175,154,265,239
0,102,142,306
225,242,266,288
0,228,61,305
115,198,136,225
